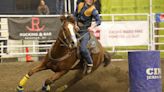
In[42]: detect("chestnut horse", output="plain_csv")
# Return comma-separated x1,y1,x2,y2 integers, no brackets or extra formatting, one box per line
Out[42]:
16,15,111,92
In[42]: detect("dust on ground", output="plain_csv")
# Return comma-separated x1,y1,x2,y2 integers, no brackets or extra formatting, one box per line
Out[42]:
0,60,163,92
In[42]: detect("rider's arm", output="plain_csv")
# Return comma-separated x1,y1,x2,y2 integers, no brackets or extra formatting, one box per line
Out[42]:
45,5,50,15
37,6,43,15
92,9,101,27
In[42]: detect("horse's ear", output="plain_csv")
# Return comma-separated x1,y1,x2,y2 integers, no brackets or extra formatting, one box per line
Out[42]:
67,15,75,24
60,16,66,22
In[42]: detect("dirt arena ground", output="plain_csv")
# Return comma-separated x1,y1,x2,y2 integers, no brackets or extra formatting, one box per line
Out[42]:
0,60,163,92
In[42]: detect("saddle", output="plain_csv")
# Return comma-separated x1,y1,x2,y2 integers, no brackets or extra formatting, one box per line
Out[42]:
71,33,100,74
87,33,100,54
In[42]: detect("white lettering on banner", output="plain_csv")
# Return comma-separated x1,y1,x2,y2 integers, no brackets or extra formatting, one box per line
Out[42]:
146,68,161,80
91,21,149,47
20,33,39,36
19,32,52,40
19,32,52,37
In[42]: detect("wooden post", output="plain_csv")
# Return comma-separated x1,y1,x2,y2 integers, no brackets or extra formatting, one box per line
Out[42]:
155,22,160,50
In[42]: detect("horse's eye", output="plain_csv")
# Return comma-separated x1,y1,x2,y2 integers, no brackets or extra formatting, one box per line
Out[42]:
64,26,68,30
63,27,67,31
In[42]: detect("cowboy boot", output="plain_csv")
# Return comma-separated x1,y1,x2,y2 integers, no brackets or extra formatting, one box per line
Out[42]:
86,64,93,74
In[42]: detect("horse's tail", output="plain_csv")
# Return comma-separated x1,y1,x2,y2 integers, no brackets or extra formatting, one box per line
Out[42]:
103,51,112,67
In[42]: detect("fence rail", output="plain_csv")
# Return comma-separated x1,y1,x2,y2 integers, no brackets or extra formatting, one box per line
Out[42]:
0,13,163,62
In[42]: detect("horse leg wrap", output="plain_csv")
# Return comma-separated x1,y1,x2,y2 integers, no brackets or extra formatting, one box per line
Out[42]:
16,86,24,92
42,84,50,92
19,74,30,87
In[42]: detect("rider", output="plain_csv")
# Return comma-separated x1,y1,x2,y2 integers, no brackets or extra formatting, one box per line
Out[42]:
74,0,101,74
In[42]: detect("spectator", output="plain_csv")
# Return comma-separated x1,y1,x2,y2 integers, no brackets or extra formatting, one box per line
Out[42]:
37,0,50,15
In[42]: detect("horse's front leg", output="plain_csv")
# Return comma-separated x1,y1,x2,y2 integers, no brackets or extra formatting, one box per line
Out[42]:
17,62,47,92
42,70,68,92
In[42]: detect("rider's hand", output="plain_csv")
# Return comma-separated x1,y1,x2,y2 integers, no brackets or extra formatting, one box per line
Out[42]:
75,25,80,31
88,27,93,32
75,22,80,31
88,23,98,31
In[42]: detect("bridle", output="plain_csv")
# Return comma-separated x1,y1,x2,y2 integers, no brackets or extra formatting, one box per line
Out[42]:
48,20,78,61
58,20,90,49
58,21,77,49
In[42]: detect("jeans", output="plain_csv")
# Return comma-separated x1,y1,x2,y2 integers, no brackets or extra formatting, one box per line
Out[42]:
78,30,93,66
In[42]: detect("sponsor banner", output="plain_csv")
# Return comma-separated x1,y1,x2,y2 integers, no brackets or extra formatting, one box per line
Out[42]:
8,17,61,40
91,21,149,47
156,13,164,22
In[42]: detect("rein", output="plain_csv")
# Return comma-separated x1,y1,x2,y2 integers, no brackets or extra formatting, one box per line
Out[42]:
48,32,87,62
58,36,69,47
48,44,73,61
58,27,74,48
48,29,75,61
77,32,89,41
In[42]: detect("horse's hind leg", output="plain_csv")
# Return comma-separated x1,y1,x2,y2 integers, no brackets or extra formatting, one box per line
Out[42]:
42,70,68,92
103,51,111,67
58,70,84,91
17,62,47,92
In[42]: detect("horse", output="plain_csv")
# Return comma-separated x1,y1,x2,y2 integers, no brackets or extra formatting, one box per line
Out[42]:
16,15,111,92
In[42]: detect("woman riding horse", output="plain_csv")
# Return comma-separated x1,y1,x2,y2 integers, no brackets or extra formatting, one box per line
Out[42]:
16,15,111,92
74,0,101,74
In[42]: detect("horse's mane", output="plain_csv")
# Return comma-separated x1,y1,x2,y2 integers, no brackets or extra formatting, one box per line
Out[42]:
60,14,75,24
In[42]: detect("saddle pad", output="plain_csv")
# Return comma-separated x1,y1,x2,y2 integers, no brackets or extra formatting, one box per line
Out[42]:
87,34,100,54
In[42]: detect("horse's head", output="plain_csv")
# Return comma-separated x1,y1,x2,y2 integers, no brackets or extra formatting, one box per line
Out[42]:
59,15,78,49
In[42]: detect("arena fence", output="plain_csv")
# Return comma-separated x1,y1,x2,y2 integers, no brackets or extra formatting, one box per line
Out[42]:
152,13,164,52
0,13,163,62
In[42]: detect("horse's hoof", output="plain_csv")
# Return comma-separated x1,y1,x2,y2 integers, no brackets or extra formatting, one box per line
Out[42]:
16,86,24,92
42,85,50,92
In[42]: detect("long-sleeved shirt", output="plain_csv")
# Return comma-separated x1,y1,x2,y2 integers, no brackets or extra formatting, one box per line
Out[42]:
37,5,50,15
74,3,101,29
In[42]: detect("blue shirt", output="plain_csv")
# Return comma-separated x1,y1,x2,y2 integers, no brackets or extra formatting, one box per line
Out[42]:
74,3,101,28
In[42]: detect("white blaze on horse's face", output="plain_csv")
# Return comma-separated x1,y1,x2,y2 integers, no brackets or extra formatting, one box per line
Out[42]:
67,23,78,47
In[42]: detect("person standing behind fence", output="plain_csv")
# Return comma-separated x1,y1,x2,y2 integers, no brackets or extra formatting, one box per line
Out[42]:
37,0,50,15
